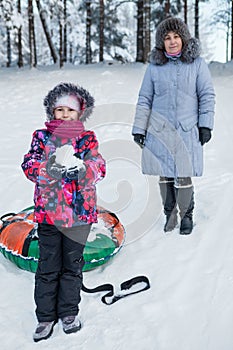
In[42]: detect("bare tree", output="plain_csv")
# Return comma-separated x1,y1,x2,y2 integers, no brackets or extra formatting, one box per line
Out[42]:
136,0,151,63
6,27,11,67
17,0,23,67
59,20,63,67
212,0,232,61
0,0,13,67
35,0,57,64
231,0,233,60
56,0,64,67
184,0,187,24
136,0,144,62
143,0,151,62
194,0,199,38
194,0,210,40
165,0,170,16
63,0,67,62
28,0,37,67
86,0,92,64
99,0,104,62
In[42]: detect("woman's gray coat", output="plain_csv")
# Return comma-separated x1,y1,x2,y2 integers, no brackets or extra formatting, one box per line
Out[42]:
132,54,215,178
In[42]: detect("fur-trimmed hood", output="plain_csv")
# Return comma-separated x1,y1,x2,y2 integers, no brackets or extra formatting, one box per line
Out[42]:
150,17,201,65
43,82,95,122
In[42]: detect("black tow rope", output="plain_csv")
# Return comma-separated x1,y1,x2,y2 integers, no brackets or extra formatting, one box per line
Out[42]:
82,275,150,305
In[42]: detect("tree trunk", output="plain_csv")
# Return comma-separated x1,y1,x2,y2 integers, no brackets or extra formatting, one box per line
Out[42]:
194,0,199,39
0,0,12,67
59,22,63,68
17,0,23,67
143,0,151,62
63,0,67,62
165,0,170,17
136,0,144,62
32,8,37,66
28,0,37,67
184,0,187,24
231,0,233,60
6,27,11,67
99,0,104,62
69,42,73,63
35,0,58,63
28,0,33,67
86,0,92,64
226,22,229,62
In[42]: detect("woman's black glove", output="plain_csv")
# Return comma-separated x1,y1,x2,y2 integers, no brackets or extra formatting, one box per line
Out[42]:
133,134,145,148
46,155,67,180
199,127,212,145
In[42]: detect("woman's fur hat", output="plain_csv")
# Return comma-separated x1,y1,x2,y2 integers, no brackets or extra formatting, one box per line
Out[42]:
150,17,201,65
44,82,95,121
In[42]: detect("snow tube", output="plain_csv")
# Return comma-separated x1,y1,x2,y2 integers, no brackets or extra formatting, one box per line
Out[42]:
0,206,125,273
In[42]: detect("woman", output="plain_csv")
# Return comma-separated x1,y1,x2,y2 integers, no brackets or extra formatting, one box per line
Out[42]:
132,17,215,235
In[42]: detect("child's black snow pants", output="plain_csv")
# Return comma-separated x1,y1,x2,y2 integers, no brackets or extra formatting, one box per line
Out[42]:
35,223,91,322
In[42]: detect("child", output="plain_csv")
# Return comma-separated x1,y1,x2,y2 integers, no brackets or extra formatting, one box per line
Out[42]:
21,82,106,342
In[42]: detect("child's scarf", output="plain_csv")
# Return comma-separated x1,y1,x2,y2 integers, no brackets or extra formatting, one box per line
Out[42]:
45,120,85,138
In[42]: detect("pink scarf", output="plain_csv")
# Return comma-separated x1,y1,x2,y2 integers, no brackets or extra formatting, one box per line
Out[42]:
45,120,85,138
166,50,181,57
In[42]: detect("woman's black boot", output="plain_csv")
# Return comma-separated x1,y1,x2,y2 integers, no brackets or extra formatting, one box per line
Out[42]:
159,177,178,232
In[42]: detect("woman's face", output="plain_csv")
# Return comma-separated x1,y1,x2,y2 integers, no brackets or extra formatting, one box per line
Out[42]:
54,106,79,121
164,31,182,54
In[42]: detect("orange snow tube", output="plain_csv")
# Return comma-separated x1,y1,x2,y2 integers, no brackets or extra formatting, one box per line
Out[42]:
0,206,125,273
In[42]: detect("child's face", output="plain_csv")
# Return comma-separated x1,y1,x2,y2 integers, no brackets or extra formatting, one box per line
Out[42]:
54,106,80,121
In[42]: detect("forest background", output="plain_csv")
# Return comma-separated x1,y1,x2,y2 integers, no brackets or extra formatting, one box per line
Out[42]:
0,0,232,69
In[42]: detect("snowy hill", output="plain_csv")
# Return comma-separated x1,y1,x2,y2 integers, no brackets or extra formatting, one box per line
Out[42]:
0,61,233,350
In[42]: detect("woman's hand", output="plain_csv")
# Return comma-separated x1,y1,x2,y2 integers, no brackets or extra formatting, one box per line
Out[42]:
133,134,145,148
199,127,211,145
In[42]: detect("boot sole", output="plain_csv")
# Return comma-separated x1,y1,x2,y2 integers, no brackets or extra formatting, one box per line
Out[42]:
63,323,81,334
180,230,193,235
180,225,194,235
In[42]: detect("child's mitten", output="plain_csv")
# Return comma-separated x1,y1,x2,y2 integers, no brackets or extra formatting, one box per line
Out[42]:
66,159,86,181
46,155,67,180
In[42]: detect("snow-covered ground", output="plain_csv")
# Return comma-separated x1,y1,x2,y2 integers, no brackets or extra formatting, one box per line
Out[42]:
0,61,233,350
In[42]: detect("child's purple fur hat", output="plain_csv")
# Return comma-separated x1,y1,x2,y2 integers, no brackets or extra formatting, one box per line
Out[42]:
43,82,95,122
